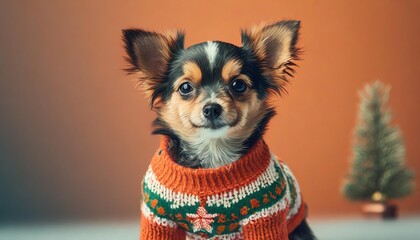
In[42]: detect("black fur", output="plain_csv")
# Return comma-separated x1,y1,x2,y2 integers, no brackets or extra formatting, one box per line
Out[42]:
289,220,317,240
163,41,277,101
241,107,277,153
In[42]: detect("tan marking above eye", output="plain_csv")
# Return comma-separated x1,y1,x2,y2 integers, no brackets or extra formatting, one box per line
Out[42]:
222,59,243,82
182,61,202,85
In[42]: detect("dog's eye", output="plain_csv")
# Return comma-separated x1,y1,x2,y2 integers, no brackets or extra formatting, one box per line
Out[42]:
179,82,194,96
230,79,247,93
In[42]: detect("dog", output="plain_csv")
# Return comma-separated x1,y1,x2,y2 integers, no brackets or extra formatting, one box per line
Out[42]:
123,20,315,240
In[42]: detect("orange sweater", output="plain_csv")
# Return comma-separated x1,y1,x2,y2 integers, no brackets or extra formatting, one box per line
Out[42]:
140,138,306,239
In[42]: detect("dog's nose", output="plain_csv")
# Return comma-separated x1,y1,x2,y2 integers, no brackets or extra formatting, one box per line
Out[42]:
203,103,222,120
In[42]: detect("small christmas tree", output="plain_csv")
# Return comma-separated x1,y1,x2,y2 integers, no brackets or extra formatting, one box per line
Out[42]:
342,81,414,203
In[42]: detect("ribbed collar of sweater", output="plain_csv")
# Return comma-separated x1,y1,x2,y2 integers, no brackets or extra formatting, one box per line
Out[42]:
150,137,271,197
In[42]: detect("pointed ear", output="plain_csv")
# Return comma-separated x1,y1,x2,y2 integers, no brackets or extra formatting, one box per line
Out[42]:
241,20,300,93
122,28,184,104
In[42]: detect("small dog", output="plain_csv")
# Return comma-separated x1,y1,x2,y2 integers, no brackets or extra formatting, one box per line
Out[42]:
123,20,315,240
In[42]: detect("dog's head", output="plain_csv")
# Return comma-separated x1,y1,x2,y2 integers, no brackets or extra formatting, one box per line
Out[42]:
123,21,300,167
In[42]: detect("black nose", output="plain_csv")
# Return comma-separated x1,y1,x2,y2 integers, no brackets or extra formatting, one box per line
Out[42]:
203,103,222,120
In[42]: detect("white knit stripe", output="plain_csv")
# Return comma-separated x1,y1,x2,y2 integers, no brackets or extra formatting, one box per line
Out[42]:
288,191,302,220
144,167,200,208
141,202,178,228
206,157,279,208
239,196,289,226
281,163,302,219
186,231,243,240
271,155,302,220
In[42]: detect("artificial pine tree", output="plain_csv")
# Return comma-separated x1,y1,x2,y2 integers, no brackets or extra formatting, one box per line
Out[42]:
343,81,414,205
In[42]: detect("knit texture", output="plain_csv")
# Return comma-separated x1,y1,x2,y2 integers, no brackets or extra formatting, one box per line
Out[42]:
140,137,306,240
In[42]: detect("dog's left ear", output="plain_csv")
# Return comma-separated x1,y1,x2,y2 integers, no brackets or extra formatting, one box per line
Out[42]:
122,28,184,106
241,20,300,93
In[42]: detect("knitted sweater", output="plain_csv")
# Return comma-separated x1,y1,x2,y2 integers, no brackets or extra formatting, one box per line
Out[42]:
140,138,306,240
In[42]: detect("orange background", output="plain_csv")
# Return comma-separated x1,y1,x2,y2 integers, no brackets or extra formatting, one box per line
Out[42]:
1,0,419,221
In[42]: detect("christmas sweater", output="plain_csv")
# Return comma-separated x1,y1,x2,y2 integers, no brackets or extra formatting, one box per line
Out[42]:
140,138,306,240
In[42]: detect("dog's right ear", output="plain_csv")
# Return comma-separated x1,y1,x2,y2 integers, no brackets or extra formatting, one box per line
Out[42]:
122,29,184,105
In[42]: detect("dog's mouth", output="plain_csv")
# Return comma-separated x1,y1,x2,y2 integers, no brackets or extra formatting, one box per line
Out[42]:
191,121,227,130
190,117,240,130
